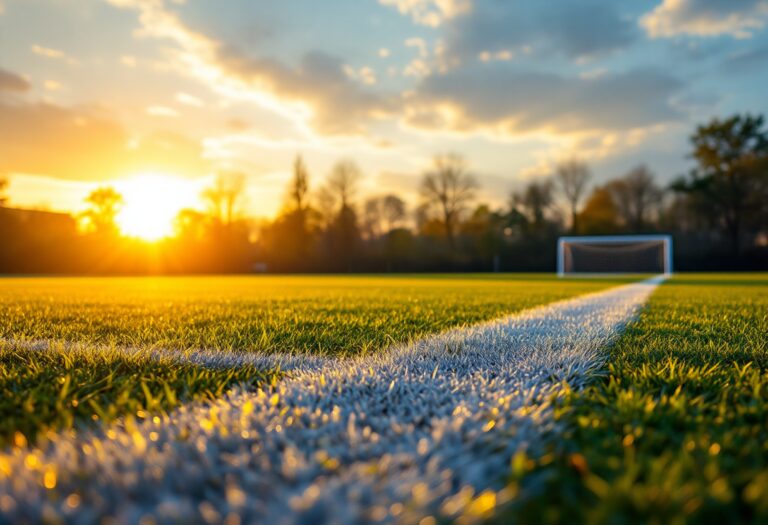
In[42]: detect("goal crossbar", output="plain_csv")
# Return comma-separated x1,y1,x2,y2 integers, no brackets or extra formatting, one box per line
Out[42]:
557,234,673,277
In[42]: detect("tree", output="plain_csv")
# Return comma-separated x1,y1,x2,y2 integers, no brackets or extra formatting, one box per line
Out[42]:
203,171,246,226
362,194,406,239
510,179,554,232
606,165,662,231
382,195,406,233
419,153,478,249
81,186,124,235
672,114,768,253
283,154,313,254
287,155,310,213
325,160,360,210
555,159,591,234
578,186,622,235
320,160,363,270
0,177,8,206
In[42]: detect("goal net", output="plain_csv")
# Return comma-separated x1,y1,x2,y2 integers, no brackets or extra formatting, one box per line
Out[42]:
557,235,672,276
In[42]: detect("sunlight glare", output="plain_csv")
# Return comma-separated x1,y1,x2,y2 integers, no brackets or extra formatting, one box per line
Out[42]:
115,174,200,241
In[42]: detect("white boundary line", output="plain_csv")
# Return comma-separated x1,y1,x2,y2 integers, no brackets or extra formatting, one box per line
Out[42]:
0,277,665,524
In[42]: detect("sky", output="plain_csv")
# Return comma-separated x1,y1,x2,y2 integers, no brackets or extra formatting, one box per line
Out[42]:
1,0,768,219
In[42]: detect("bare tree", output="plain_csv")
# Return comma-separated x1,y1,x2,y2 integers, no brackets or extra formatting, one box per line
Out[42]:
363,197,384,240
325,160,361,211
510,179,554,230
555,159,592,234
286,155,309,212
420,153,478,249
607,165,662,231
319,160,363,269
381,194,406,232
203,171,246,226
362,194,407,239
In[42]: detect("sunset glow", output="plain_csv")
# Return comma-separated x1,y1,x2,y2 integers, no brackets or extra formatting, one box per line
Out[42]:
115,174,200,241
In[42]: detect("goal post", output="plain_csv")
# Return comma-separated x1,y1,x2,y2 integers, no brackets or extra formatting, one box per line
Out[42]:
557,234,673,277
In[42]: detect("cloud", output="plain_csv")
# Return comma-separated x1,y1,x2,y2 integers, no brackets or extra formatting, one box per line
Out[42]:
641,0,768,38
176,92,204,106
447,1,637,61
381,1,636,61
209,47,392,134
378,0,470,27
0,68,30,92
146,104,179,117
31,44,65,59
105,0,392,136
721,44,768,71
405,66,684,136
0,98,208,181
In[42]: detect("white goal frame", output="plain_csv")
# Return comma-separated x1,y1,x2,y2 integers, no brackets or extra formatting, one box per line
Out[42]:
557,234,673,277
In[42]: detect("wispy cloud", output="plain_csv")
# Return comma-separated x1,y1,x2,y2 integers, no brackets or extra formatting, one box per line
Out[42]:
0,68,30,92
641,0,768,38
31,44,65,59
146,105,179,117
378,0,470,27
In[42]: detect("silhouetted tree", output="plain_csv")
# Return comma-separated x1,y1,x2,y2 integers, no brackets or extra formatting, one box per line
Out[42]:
555,159,591,234
363,194,406,240
284,155,313,257
578,186,622,234
322,160,363,269
672,114,768,253
511,179,555,233
420,153,478,250
0,177,8,206
81,187,123,235
607,165,662,231
173,208,209,241
288,155,310,213
203,171,246,226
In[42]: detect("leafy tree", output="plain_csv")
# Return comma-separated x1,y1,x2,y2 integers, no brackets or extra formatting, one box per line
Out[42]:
673,114,768,253
578,186,622,235
555,159,591,234
420,153,478,250
81,187,123,235
0,177,8,206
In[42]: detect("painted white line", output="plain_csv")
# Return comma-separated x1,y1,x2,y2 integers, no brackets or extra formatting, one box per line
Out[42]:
0,277,664,524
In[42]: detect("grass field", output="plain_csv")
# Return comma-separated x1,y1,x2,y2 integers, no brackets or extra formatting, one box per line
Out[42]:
0,274,629,353
0,273,765,523
501,273,768,524
0,274,624,446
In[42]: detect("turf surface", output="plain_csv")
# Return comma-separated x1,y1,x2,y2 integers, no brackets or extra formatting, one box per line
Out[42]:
0,275,630,355
0,340,279,446
0,274,628,446
502,273,768,524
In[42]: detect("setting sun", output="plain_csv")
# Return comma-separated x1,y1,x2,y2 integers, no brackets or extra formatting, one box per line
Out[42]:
115,174,200,241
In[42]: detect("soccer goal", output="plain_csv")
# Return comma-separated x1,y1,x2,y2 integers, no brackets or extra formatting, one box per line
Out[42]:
557,234,673,276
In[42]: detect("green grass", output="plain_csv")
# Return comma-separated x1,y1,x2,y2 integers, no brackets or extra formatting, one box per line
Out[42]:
0,340,279,447
0,274,630,355
0,274,630,446
501,273,768,524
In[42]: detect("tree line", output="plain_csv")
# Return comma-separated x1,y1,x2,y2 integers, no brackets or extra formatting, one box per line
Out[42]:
0,113,766,274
